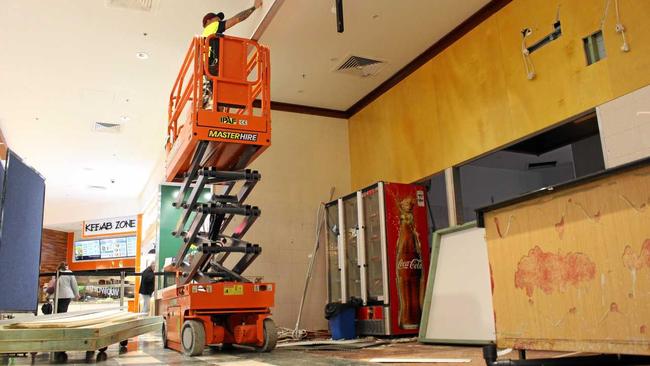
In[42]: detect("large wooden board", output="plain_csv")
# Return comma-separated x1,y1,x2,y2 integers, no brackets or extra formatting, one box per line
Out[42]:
5,310,138,329
484,164,650,355
0,311,162,353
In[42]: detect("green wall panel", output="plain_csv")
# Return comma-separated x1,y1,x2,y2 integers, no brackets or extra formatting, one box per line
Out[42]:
157,184,210,287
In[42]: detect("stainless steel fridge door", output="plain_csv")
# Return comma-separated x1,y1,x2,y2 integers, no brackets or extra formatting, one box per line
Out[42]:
337,198,348,301
325,202,342,303
356,191,368,305
342,195,361,300
362,183,389,304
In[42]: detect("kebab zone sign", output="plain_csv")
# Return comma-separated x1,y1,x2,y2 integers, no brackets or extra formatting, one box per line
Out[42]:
82,215,138,238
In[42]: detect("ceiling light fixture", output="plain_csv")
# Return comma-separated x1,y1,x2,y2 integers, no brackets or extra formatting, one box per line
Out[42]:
136,52,149,60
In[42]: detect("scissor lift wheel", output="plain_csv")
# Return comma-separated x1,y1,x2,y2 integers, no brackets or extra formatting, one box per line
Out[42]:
255,318,278,353
162,322,169,349
182,320,206,356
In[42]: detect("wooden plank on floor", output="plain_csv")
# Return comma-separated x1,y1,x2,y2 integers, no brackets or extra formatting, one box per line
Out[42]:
0,323,161,353
0,316,161,341
5,310,137,329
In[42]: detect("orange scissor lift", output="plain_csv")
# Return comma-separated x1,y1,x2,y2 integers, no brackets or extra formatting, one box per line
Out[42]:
159,34,276,356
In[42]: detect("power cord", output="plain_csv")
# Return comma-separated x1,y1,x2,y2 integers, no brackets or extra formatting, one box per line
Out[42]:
521,28,536,80
614,0,629,52
600,0,629,52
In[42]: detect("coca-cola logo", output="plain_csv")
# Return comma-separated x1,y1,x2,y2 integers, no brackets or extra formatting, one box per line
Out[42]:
397,258,422,270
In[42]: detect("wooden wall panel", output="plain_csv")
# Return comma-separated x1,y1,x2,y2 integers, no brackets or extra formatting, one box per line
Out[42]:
431,16,513,176
348,0,650,189
605,0,650,97
39,229,71,290
484,164,650,354
496,0,614,137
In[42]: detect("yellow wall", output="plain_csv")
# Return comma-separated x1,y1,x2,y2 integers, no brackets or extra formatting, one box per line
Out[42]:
349,0,650,189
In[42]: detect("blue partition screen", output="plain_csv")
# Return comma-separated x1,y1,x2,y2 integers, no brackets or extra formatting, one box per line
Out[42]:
0,150,46,312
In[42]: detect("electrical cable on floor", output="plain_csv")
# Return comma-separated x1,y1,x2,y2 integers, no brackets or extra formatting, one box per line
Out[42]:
387,336,418,344
290,187,336,341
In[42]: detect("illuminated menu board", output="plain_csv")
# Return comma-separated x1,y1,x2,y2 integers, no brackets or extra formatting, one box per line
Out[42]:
74,236,137,261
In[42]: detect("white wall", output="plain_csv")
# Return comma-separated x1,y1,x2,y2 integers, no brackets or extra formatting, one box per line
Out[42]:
230,110,351,330
598,84,650,168
136,110,351,330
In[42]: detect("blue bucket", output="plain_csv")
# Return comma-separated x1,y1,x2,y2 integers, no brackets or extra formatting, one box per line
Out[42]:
328,306,356,340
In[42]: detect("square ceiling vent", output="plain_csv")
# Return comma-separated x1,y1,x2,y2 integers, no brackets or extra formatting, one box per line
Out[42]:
93,122,122,133
106,0,158,12
334,55,386,78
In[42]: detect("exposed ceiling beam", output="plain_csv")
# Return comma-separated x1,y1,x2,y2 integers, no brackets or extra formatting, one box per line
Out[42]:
252,0,285,41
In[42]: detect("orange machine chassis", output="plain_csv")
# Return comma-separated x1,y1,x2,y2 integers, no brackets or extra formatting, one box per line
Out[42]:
159,282,275,354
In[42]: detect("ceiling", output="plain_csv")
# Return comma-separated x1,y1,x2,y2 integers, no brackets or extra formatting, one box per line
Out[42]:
0,0,490,226
260,0,491,110
0,0,276,225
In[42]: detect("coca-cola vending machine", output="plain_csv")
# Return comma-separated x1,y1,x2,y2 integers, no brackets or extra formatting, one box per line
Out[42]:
325,182,430,336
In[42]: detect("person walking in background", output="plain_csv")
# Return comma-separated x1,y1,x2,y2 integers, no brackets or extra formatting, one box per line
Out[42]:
139,262,155,314
56,262,79,313
41,275,56,315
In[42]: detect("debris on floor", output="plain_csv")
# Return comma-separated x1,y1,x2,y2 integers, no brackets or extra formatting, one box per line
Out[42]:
277,336,389,350
367,357,471,363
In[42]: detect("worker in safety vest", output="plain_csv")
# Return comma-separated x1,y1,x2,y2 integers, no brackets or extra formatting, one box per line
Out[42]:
202,0,263,77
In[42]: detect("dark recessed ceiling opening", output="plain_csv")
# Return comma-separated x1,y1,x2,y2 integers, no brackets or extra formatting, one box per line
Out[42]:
504,112,599,155
455,110,605,224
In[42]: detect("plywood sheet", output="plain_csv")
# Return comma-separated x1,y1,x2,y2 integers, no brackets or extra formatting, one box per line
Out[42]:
484,163,650,355
420,223,495,344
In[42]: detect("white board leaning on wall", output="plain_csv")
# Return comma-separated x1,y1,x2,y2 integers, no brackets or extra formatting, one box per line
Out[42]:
419,222,496,344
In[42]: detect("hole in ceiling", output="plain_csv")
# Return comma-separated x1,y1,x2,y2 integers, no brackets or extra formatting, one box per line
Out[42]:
334,55,386,78
87,185,108,190
93,122,122,133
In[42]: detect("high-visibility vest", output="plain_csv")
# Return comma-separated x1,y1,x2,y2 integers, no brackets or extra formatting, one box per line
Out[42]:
202,21,220,37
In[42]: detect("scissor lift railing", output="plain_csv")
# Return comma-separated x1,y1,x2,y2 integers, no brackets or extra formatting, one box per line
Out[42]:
165,34,271,183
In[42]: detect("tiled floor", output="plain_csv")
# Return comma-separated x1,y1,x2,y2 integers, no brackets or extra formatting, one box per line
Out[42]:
4,332,630,366
0,332,379,366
